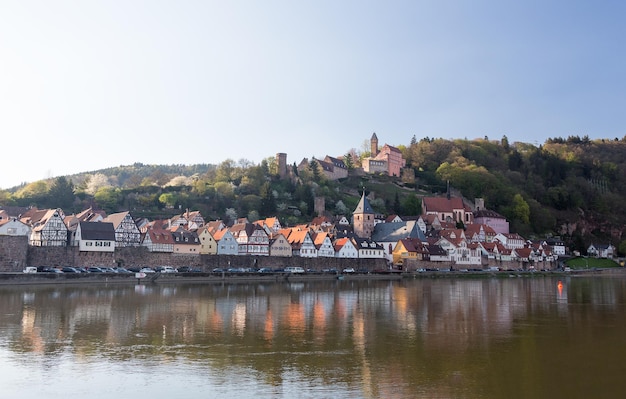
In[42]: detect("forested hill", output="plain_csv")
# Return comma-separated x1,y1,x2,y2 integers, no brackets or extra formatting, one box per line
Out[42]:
403,135,626,244
2,136,626,253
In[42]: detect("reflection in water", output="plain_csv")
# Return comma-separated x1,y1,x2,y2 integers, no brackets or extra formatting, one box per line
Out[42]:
1,277,626,398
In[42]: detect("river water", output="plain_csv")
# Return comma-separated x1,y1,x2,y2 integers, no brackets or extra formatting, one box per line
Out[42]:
1,276,625,399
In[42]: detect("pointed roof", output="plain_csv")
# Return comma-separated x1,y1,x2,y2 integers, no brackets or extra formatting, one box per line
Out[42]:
103,211,131,229
353,191,374,215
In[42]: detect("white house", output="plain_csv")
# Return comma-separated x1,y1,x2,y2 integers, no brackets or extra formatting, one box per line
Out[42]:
74,222,116,252
334,237,358,258
0,218,31,236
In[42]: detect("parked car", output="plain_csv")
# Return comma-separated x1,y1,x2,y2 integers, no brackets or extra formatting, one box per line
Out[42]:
177,266,199,273
284,266,305,273
160,266,177,273
101,267,118,273
342,267,355,273
41,267,63,273
61,267,80,273
87,267,104,273
258,268,273,273
115,267,132,274
140,267,155,273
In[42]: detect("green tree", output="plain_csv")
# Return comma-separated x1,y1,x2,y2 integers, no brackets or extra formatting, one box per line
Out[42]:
511,194,530,225
402,194,422,216
618,239,626,257
94,187,122,213
158,193,177,208
47,176,76,211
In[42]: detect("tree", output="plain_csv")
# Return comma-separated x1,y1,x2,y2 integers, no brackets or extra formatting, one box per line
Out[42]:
85,173,111,195
393,192,401,214
309,158,321,182
158,193,177,208
48,176,75,210
511,194,530,225
216,159,237,182
617,239,626,257
402,194,422,215
94,187,122,213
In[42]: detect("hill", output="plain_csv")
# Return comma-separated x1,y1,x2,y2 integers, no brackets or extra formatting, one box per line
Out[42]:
2,135,626,255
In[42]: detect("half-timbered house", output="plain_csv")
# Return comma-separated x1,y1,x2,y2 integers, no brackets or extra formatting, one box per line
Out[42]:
103,211,142,247
142,228,175,253
28,208,68,247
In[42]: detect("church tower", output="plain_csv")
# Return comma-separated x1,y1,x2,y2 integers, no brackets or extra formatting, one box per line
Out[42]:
353,190,375,238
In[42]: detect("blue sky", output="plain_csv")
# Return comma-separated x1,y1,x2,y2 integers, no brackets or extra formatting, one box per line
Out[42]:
2,0,625,189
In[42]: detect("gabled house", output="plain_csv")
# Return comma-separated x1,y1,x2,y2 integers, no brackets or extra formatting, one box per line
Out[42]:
0,218,30,236
229,222,269,256
494,233,525,250
269,233,292,257
392,238,429,266
170,210,205,231
385,214,403,223
28,208,68,247
465,223,497,243
479,242,513,262
453,241,482,265
142,228,175,253
313,232,335,257
352,237,386,259
427,243,449,263
255,217,282,235
102,211,142,247
206,220,226,234
513,247,533,265
197,226,218,255
587,243,616,259
74,222,116,252
171,228,200,254
333,237,358,258
284,228,317,257
544,238,566,256
213,229,239,255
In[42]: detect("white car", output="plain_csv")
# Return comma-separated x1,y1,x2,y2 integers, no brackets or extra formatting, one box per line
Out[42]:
342,268,355,273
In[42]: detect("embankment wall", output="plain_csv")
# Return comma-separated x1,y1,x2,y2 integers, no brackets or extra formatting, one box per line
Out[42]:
0,236,387,272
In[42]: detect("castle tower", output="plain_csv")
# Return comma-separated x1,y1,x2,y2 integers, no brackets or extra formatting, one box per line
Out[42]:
370,132,379,157
353,190,375,239
276,153,287,178
314,197,325,216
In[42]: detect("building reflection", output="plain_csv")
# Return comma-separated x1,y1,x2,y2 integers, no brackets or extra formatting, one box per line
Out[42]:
1,276,625,397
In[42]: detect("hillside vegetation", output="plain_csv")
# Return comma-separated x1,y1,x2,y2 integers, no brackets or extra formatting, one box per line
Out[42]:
2,135,626,254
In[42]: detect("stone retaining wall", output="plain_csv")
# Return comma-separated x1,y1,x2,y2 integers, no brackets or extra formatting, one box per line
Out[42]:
0,236,28,272
18,242,388,272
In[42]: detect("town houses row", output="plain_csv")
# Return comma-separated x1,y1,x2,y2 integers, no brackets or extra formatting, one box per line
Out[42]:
1,192,608,268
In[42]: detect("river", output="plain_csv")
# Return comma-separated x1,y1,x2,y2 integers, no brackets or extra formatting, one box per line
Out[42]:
1,276,625,398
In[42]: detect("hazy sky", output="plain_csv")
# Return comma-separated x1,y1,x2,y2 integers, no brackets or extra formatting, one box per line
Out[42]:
2,0,625,189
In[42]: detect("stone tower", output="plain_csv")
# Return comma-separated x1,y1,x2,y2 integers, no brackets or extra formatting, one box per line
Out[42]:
276,153,287,178
314,197,325,216
353,190,375,239
370,132,379,156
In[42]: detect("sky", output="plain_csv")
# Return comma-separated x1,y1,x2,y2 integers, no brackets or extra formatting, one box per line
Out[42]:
2,0,626,189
